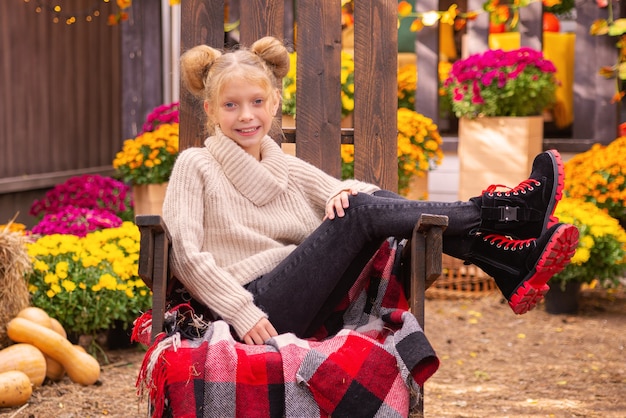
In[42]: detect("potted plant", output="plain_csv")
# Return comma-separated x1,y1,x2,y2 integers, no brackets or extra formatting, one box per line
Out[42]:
25,221,152,349
113,102,179,216
442,47,558,200
29,175,133,236
443,47,558,120
545,196,626,314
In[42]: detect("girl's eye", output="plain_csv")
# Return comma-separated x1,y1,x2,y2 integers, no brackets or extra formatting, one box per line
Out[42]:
224,102,236,109
253,98,264,105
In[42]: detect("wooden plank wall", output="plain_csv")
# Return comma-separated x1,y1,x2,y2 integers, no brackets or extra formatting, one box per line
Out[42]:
0,0,119,226
0,0,163,227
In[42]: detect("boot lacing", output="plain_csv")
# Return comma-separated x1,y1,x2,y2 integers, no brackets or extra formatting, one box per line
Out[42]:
482,179,541,197
482,233,533,250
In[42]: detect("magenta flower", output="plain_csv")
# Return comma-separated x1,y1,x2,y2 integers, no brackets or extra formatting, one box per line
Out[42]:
30,175,132,221
442,47,557,119
141,102,179,134
31,207,123,237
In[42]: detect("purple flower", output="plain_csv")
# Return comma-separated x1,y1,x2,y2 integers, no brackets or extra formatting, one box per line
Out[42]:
442,47,557,118
141,102,179,134
32,207,123,237
30,175,132,221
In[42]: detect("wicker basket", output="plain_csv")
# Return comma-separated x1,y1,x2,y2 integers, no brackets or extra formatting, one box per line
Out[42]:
426,254,498,300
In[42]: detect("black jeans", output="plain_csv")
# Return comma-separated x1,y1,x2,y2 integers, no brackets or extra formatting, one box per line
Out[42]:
245,191,480,337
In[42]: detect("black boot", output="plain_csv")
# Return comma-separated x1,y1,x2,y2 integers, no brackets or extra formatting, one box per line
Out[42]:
466,223,579,314
471,149,564,239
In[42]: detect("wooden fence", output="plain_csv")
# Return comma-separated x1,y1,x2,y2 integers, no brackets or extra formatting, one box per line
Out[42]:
1,0,622,227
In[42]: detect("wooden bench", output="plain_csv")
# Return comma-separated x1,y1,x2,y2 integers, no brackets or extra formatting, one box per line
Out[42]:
136,212,447,416
136,1,448,415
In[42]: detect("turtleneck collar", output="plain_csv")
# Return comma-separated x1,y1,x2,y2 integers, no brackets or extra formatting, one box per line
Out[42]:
204,128,289,206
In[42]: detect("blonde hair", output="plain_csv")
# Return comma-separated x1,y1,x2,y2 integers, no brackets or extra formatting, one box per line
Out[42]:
180,36,290,131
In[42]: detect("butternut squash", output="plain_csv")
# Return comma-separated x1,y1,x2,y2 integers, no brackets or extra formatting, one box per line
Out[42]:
0,343,46,387
49,317,67,339
7,318,101,386
16,307,52,328
0,370,32,408
16,307,67,381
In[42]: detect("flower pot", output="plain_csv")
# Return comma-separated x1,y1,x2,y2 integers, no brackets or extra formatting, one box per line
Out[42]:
544,281,582,315
281,114,295,128
405,173,429,200
133,182,169,216
457,116,543,201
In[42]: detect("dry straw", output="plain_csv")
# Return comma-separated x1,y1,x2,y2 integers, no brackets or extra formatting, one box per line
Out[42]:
0,216,33,348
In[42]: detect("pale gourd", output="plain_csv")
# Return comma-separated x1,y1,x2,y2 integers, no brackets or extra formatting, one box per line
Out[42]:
17,307,67,381
7,317,101,386
0,370,32,408
0,343,46,387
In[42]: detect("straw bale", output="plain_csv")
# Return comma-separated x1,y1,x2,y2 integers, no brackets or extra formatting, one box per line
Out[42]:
0,221,33,348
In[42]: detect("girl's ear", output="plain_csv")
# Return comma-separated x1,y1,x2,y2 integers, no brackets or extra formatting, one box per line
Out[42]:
203,100,211,117
271,88,281,114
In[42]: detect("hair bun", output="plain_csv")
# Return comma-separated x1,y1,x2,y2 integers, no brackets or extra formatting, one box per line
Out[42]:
250,36,290,80
180,45,222,97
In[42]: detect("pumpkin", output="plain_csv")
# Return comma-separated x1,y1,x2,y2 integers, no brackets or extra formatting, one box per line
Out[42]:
7,318,101,386
489,21,506,34
0,343,46,387
0,371,32,408
17,307,67,381
543,12,560,32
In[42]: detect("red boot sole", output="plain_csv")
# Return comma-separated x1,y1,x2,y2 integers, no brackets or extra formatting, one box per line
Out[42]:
508,223,579,314
546,149,565,229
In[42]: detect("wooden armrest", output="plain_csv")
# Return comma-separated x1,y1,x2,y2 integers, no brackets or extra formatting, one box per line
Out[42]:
136,215,171,289
409,214,448,328
136,214,171,342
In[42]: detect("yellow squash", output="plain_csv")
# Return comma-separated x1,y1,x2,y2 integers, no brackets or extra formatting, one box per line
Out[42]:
7,317,101,386
17,307,67,381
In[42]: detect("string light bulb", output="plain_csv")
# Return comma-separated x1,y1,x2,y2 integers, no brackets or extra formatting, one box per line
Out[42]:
23,0,115,25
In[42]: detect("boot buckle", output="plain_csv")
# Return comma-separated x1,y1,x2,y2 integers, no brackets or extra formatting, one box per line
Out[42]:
499,206,518,222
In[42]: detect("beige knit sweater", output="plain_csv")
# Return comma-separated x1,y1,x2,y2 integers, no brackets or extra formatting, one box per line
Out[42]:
162,129,380,338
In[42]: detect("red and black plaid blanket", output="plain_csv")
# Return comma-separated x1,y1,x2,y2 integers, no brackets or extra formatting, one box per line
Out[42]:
133,239,439,418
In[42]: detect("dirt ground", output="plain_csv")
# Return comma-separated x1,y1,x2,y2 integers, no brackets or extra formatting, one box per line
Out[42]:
1,287,624,418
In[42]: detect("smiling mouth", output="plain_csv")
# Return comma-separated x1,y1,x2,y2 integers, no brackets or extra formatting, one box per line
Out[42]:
238,127,259,134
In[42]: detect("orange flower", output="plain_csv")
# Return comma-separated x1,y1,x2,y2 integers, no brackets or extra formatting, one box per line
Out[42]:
398,1,413,17
611,90,625,104
117,0,132,10
440,5,458,26
410,19,424,32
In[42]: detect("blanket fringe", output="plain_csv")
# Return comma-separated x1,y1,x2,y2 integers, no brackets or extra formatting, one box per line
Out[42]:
136,332,181,418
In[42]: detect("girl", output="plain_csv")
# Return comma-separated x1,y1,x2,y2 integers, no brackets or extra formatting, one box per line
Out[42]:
163,36,579,346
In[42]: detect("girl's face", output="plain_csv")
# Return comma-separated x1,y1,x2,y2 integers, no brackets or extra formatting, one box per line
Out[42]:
208,77,279,160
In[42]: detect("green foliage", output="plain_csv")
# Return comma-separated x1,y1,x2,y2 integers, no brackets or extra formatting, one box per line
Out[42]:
26,222,151,338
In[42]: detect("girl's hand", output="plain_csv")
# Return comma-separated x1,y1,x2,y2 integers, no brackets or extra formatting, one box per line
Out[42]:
242,318,278,345
325,189,358,220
